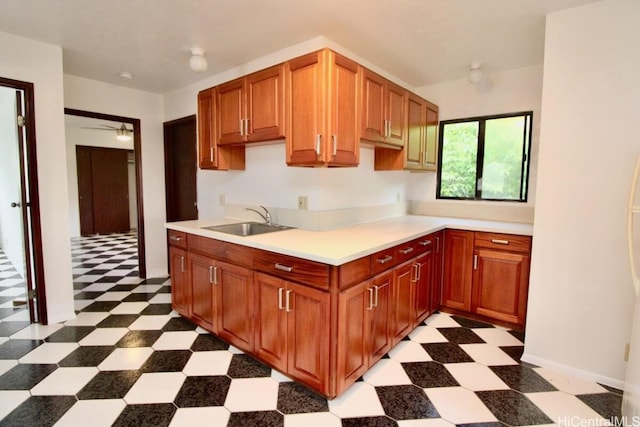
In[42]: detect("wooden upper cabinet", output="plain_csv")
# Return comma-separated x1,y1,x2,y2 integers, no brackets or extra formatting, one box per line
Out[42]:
286,49,360,167
404,92,426,170
361,69,406,148
217,65,285,145
197,88,245,170
424,101,439,170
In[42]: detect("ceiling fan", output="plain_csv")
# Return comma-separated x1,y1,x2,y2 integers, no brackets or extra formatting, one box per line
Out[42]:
82,123,133,141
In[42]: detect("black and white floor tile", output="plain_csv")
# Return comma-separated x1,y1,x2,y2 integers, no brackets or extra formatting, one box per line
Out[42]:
0,233,625,426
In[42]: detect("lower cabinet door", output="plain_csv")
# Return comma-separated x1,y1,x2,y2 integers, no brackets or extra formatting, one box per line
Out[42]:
472,248,530,325
369,270,393,362
337,280,371,392
254,272,287,371
391,260,415,344
188,252,215,331
169,246,190,317
414,249,434,326
216,260,254,352
286,281,330,393
442,229,474,311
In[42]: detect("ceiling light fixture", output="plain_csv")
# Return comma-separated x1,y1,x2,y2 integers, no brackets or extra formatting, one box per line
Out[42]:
116,124,132,142
189,47,208,72
467,61,483,84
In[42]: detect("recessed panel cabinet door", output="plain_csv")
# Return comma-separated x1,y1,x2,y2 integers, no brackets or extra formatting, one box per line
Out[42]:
217,79,245,145
188,252,215,331
216,260,254,352
246,65,285,142
337,280,370,392
442,229,474,311
472,249,530,325
169,246,190,318
286,281,330,392
254,272,287,372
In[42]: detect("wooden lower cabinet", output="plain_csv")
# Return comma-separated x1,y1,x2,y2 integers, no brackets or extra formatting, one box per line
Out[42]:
473,248,530,325
254,272,330,393
169,246,190,318
168,227,527,398
442,229,532,327
337,270,392,392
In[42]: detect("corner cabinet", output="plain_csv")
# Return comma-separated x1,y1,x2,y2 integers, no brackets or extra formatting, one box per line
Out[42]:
168,227,442,398
442,229,532,327
361,69,406,148
197,88,245,170
286,49,360,167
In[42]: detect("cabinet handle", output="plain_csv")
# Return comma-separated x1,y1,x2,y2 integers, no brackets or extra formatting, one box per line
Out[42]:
473,254,478,270
491,239,510,245
315,134,322,156
377,255,393,264
275,263,293,272
418,240,432,247
400,247,414,255
239,119,244,136
412,263,421,282
170,235,183,242
424,151,428,164
385,120,390,137
366,287,374,310
180,256,185,273
332,135,337,156
209,146,214,162
373,285,379,307
278,287,284,310
209,266,218,284
244,118,250,136
285,289,292,312
436,236,440,253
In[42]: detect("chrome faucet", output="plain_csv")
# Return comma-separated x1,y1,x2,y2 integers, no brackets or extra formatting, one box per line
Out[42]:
245,206,272,225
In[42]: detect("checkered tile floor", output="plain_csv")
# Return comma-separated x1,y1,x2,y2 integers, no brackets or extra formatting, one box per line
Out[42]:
0,233,624,426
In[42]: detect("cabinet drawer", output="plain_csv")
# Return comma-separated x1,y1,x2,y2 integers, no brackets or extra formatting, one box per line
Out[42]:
370,247,397,275
253,250,330,290
474,232,531,254
168,230,187,249
188,234,253,267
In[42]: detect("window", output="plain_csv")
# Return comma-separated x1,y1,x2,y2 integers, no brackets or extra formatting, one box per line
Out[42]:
436,112,532,202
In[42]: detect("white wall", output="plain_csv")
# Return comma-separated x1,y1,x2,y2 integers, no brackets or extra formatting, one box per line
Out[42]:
408,65,542,223
524,0,640,388
0,31,75,323
65,124,135,237
63,75,167,277
0,87,25,275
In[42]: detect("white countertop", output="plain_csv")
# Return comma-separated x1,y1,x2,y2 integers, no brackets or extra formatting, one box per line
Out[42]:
166,215,533,266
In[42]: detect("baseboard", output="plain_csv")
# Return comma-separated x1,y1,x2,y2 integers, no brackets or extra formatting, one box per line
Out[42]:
521,352,625,391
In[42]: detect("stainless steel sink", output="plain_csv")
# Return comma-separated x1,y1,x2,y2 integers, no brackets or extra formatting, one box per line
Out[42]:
202,222,294,236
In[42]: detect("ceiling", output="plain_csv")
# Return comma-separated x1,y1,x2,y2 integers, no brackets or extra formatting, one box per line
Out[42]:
0,0,599,94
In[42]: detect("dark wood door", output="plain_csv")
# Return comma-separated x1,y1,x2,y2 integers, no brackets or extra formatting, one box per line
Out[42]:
164,116,198,222
76,145,130,235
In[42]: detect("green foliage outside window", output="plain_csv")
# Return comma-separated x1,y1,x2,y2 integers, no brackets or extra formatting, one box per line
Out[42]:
437,112,532,202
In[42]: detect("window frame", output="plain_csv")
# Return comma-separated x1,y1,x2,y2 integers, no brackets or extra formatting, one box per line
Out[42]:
436,111,533,202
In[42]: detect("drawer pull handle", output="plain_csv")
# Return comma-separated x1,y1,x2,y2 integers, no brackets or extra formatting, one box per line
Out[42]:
377,255,393,264
275,263,293,272
170,235,183,241
491,239,510,245
180,256,185,273
400,247,414,255
209,266,218,285
418,240,432,246
373,285,380,307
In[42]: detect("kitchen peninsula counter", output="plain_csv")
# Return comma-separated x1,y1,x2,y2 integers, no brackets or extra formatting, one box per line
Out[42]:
165,215,533,266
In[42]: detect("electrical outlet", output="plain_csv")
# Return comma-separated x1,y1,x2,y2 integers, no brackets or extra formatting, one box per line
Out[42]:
298,196,308,210
219,193,226,205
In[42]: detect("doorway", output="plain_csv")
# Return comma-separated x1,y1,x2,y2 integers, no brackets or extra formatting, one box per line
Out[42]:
0,77,46,324
164,115,198,222
65,108,147,278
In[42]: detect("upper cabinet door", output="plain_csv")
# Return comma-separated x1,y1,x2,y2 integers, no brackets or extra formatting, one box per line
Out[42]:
286,49,360,167
361,69,386,144
405,93,426,170
361,69,406,148
217,65,286,145
327,51,360,166
245,65,286,143
424,101,439,170
217,78,245,145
